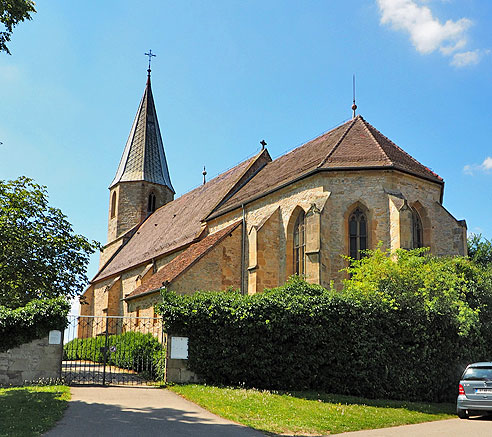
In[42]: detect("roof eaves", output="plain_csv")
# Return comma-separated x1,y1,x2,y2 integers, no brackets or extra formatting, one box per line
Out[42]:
206,166,444,221
362,118,443,182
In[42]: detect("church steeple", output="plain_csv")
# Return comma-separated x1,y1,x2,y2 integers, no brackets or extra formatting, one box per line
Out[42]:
109,70,174,192
107,67,175,244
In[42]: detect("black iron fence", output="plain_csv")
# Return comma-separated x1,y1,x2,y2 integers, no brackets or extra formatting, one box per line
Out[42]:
62,315,166,386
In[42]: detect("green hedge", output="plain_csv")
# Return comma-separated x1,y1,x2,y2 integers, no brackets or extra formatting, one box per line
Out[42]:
0,297,70,352
157,272,492,403
64,331,165,380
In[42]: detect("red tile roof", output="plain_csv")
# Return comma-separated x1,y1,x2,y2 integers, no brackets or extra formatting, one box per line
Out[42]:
125,221,241,300
93,154,260,282
210,116,442,218
94,115,443,284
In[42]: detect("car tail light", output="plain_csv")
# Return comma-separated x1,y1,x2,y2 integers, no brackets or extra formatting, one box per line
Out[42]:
459,384,465,395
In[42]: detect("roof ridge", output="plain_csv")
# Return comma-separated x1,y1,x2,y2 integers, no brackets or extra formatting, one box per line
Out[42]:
358,116,393,165
316,118,356,168
362,117,442,181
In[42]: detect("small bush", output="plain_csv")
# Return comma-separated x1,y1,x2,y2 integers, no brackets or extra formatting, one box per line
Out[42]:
64,331,165,380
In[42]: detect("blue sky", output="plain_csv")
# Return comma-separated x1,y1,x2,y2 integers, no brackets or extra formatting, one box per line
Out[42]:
1,0,491,282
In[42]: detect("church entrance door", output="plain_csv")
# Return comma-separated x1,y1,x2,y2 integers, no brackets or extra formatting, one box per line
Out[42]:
62,315,166,386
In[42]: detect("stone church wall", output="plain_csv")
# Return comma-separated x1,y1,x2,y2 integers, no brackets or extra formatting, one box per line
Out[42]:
86,168,466,318
169,225,242,294
208,169,465,293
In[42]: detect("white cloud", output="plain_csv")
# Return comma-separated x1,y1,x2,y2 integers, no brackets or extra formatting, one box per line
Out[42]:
463,157,492,175
451,50,480,67
482,157,492,170
376,0,484,67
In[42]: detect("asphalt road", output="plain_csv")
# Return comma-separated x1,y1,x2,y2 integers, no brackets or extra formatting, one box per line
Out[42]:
43,386,265,437
44,386,492,437
333,415,492,436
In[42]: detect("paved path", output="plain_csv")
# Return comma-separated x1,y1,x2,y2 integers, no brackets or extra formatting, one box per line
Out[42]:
45,386,492,437
44,386,265,437
333,415,492,436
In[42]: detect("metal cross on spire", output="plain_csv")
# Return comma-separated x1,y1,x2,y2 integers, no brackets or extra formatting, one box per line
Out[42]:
145,49,156,74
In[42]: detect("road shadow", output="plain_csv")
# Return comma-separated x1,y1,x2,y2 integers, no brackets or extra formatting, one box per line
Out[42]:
44,395,264,437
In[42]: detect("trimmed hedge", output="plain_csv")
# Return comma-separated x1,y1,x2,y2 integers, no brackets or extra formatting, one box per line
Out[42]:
64,331,165,380
157,275,492,403
0,297,70,352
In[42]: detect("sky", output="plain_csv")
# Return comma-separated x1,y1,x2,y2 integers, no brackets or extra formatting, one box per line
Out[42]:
1,0,491,285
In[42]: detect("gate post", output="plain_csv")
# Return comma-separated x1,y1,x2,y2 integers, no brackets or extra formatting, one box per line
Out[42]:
102,317,109,386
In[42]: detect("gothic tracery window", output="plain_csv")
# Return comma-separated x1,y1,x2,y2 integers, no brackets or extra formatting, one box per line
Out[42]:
412,208,423,249
293,210,305,276
147,192,156,213
349,207,367,260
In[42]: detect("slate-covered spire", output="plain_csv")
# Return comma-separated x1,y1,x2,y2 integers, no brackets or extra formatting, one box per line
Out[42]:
110,72,174,193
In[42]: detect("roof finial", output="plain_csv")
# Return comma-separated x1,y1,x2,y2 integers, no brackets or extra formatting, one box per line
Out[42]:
260,139,267,151
352,74,357,119
202,166,207,185
145,49,156,81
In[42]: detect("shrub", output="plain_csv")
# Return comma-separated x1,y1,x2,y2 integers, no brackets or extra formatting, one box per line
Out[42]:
64,331,165,380
0,297,70,352
157,251,492,402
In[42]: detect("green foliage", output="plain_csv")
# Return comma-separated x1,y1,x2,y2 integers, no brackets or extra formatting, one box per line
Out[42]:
468,234,492,268
170,385,454,435
158,259,492,402
0,177,99,308
342,247,491,336
64,331,165,379
0,0,36,54
0,297,70,352
0,386,70,437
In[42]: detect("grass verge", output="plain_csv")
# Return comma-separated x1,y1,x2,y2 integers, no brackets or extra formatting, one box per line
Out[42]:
169,384,455,435
0,385,70,437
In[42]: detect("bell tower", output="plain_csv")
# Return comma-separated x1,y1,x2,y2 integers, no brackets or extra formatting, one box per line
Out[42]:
107,62,174,244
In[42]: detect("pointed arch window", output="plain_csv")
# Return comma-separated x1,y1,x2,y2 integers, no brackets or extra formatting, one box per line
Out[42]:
110,192,117,218
349,207,367,260
293,210,306,276
412,208,423,249
147,192,156,213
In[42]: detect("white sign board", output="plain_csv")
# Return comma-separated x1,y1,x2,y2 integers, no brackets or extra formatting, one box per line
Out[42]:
48,330,62,345
170,336,188,359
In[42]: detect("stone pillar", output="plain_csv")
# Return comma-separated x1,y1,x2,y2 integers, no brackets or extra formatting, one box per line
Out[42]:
305,203,321,284
247,226,258,294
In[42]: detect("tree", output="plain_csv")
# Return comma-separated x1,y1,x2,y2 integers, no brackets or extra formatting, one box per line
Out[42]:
1,0,36,54
341,247,492,336
468,233,492,268
0,177,99,308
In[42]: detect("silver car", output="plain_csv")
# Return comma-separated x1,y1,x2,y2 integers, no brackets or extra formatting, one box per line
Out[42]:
457,362,492,419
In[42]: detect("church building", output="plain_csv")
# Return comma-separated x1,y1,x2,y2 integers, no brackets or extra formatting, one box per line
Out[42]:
80,70,467,321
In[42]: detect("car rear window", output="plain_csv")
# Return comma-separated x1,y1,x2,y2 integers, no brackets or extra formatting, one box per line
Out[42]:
462,367,492,381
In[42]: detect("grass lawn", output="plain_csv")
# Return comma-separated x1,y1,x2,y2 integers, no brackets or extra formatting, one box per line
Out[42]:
0,385,70,437
169,384,455,435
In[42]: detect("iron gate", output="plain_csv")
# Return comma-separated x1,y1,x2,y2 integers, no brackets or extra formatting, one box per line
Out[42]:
62,315,166,386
